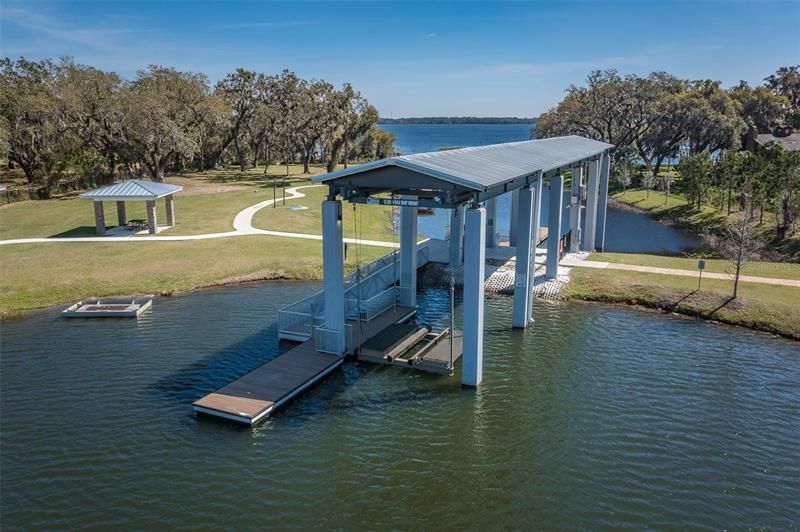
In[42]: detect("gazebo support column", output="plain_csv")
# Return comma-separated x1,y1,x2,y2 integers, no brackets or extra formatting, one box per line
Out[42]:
399,196,418,308
530,173,543,321
512,186,534,328
449,205,464,267
462,205,486,387
582,159,600,252
546,175,564,280
145,200,157,234
165,195,176,226
509,189,520,246
322,199,346,355
93,201,106,236
596,153,611,251
569,165,583,252
116,201,127,226
485,197,497,247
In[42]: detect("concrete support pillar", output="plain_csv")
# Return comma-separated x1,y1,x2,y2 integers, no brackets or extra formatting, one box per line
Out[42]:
485,197,497,247
93,201,106,236
582,159,600,252
399,196,418,308
116,201,127,226
569,166,583,252
512,186,534,329
145,200,157,234
509,189,520,246
322,199,346,355
596,153,611,252
462,206,486,387
449,205,464,267
165,195,176,226
546,175,564,280
530,174,543,322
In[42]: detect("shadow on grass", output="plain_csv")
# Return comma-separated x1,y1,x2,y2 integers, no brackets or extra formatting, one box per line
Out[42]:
703,295,736,319
50,226,107,238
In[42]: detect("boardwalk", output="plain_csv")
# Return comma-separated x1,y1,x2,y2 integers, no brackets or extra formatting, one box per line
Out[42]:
194,305,416,424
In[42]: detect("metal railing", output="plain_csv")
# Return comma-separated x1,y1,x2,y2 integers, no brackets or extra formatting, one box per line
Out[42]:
313,323,354,355
278,243,431,342
347,286,397,322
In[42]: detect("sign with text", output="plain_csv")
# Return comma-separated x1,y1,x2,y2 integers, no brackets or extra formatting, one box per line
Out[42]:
366,197,419,207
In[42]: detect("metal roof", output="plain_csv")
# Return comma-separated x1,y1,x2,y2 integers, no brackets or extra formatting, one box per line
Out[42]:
314,135,613,192
80,180,183,201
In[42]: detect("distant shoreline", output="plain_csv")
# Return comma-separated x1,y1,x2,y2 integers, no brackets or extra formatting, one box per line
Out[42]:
379,117,537,125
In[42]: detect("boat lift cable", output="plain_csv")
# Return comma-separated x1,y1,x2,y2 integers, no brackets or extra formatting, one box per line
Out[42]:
392,195,398,312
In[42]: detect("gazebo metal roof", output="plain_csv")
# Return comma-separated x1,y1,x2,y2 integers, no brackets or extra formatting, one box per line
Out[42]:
313,135,613,207
80,179,183,201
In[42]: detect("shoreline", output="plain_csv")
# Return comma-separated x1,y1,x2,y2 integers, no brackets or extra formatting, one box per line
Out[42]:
5,269,797,342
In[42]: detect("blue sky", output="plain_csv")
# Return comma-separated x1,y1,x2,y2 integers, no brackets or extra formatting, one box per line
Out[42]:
2,1,798,117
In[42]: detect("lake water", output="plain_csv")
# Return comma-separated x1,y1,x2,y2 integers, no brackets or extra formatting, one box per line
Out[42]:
382,123,699,253
380,123,534,155
1,282,798,529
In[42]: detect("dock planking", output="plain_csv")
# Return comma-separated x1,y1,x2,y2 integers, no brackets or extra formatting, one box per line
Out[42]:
194,305,416,424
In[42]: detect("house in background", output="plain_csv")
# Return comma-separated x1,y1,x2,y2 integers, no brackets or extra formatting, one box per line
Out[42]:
744,125,800,152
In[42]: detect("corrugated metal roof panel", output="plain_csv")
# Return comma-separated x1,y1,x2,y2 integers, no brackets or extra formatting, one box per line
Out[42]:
80,180,183,200
314,135,613,191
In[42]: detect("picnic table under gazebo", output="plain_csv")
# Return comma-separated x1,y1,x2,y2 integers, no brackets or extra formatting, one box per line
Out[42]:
80,180,183,235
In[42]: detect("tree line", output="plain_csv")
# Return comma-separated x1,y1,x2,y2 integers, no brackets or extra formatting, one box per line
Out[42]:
379,117,536,125
0,57,397,185
536,66,800,239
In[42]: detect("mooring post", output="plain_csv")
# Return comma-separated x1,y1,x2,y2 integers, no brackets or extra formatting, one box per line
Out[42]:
463,205,486,387
546,175,564,280
569,165,583,252
512,186,534,328
485,197,497,247
596,152,611,251
322,199,346,354
583,158,600,252
399,195,418,308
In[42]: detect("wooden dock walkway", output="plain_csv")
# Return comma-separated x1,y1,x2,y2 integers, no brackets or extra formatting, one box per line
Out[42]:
194,305,415,424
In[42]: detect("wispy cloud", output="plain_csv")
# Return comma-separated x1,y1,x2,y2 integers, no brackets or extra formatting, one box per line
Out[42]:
425,32,437,39
216,20,317,30
1,6,135,49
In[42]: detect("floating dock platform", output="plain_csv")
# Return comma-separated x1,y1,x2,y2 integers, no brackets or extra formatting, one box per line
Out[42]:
194,305,417,425
62,297,153,318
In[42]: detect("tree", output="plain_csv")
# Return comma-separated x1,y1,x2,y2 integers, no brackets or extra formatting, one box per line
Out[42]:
677,151,714,207
0,58,69,183
730,81,788,132
612,144,637,194
122,65,207,181
717,199,762,299
211,69,260,171
764,66,800,127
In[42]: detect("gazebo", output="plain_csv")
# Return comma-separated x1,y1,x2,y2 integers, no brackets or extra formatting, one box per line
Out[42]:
80,179,183,235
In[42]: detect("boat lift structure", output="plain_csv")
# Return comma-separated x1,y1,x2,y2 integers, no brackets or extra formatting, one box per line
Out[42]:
194,136,613,424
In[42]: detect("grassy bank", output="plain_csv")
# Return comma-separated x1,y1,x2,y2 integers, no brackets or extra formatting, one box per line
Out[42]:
0,236,386,318
0,163,403,318
611,187,800,260
587,252,800,280
252,185,396,242
564,266,800,340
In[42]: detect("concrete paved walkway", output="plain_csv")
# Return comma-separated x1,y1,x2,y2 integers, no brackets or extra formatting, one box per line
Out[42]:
561,255,800,288
0,185,398,249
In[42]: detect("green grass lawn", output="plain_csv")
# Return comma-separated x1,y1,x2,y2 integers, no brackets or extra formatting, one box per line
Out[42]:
586,252,800,280
0,165,326,239
0,235,386,317
612,187,800,259
564,266,800,340
252,185,397,242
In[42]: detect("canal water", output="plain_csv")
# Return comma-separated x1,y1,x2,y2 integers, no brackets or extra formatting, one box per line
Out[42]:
417,188,700,254
2,282,798,529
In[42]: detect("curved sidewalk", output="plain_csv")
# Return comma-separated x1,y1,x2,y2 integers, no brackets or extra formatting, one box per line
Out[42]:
0,185,398,249
562,256,800,288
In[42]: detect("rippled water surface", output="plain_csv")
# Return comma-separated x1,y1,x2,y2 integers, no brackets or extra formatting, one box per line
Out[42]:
2,283,798,529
